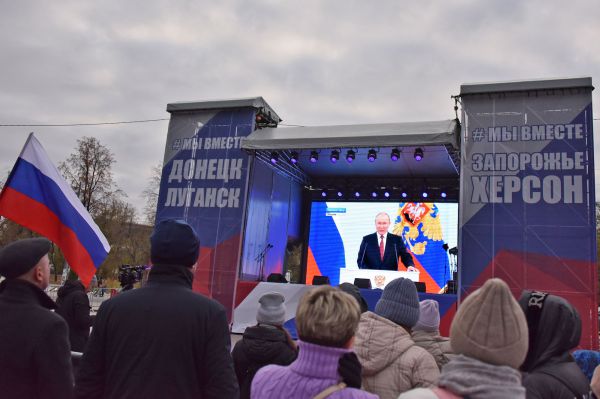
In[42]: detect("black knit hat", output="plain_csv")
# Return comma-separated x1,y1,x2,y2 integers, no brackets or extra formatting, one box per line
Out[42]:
150,219,200,267
0,238,52,278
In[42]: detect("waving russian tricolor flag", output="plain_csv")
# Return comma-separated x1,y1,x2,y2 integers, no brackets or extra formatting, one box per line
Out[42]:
0,133,110,286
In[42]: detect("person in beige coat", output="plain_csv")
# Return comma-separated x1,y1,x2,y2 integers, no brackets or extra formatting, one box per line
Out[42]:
354,278,439,399
411,299,453,370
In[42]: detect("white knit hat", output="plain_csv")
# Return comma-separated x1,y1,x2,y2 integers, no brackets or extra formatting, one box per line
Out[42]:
256,292,286,326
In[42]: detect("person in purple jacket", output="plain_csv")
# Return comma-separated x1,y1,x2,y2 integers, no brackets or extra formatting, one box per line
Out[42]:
251,285,378,399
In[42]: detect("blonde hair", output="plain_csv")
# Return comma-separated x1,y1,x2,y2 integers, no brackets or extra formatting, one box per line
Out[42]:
296,286,361,348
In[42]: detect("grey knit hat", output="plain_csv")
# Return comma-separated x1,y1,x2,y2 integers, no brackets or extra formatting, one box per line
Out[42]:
413,299,440,332
256,292,286,326
450,278,529,369
374,278,420,328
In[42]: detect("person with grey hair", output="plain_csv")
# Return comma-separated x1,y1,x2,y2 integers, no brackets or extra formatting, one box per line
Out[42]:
251,286,378,398
0,237,73,399
354,277,439,399
232,292,298,399
357,212,416,271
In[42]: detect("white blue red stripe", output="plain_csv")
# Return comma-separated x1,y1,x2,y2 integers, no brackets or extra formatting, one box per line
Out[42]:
0,133,110,285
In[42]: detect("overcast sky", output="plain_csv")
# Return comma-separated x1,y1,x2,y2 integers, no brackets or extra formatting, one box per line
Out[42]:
1,0,598,222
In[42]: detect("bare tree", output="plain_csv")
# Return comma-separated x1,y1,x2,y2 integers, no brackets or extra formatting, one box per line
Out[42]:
142,163,162,226
59,137,121,217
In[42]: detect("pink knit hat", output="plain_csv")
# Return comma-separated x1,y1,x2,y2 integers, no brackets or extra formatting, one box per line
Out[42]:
413,299,440,332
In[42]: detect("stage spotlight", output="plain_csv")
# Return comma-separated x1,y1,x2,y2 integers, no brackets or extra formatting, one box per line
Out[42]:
354,191,361,198
367,149,377,162
270,152,279,164
391,148,400,161
422,191,428,198
337,191,343,198
330,150,340,163
290,151,299,164
414,148,424,161
441,191,447,199
384,191,390,198
401,191,408,198
321,190,327,197
309,151,318,163
346,149,356,163
371,191,378,198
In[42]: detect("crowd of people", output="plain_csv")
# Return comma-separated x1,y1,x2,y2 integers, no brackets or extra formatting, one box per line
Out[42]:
0,218,600,398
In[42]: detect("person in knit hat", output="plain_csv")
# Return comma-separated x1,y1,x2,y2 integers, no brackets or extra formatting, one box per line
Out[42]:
232,292,297,399
399,278,529,399
339,282,369,313
0,237,73,399
251,286,378,399
353,277,439,399
411,299,453,370
518,291,589,398
75,219,239,399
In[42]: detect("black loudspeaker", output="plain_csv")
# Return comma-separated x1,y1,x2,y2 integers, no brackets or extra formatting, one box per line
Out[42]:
353,278,372,289
446,280,456,294
312,275,330,285
267,273,287,283
453,272,457,281
414,281,426,293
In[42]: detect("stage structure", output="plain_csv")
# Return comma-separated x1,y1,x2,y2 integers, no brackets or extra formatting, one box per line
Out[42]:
459,77,597,349
155,98,281,320
241,120,461,294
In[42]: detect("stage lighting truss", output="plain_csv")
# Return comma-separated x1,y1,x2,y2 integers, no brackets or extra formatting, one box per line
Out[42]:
270,152,279,164
289,151,299,165
346,149,356,163
330,150,340,163
367,149,377,162
309,150,319,163
414,148,424,161
390,148,400,161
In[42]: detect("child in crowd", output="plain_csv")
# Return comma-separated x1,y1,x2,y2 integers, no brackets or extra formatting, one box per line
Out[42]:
411,299,452,370
232,292,297,399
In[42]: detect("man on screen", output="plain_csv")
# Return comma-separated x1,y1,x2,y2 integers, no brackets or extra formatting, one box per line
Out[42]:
357,212,417,271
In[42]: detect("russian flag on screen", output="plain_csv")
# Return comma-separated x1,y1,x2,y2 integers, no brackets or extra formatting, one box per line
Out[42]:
0,133,110,286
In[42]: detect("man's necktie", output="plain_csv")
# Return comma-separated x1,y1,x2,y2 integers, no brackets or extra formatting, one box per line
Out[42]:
379,234,384,261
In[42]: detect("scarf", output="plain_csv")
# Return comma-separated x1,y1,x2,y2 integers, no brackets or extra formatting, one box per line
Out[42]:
438,355,525,399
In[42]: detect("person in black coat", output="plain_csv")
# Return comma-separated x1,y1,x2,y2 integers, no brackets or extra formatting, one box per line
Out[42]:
519,290,590,399
232,292,297,399
0,238,74,399
357,212,416,271
56,279,94,352
75,219,239,399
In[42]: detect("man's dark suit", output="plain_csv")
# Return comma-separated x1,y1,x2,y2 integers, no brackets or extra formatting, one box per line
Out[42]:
357,232,414,270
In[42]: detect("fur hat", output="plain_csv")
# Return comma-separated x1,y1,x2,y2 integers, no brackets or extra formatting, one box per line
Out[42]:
450,278,528,369
374,277,420,328
0,238,52,279
256,292,286,326
150,219,200,267
413,299,440,332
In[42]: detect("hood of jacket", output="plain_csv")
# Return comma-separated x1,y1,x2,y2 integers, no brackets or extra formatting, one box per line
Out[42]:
355,311,415,375
57,279,85,299
241,325,290,363
519,291,581,371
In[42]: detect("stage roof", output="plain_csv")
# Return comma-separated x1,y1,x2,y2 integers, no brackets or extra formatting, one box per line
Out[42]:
242,119,459,150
